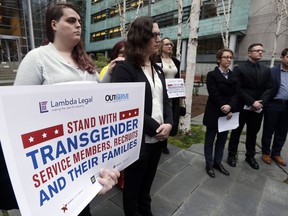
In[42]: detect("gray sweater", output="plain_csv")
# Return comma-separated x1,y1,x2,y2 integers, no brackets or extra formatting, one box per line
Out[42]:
14,43,110,85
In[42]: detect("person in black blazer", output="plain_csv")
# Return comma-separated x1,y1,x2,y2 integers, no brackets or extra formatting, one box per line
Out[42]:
261,48,288,166
156,37,181,154
111,16,173,216
227,43,274,169
203,48,239,178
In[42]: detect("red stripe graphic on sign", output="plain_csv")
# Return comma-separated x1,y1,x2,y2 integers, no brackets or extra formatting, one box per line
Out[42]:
21,124,64,149
119,108,139,120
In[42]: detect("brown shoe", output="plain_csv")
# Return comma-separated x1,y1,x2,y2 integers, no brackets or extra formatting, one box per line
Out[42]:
272,156,287,166
262,154,272,165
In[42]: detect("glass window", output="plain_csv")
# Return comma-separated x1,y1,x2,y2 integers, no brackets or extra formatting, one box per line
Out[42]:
198,37,223,54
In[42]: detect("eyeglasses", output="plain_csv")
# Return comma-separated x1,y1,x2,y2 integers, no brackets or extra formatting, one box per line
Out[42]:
250,49,265,53
221,56,233,59
152,32,163,39
164,43,174,47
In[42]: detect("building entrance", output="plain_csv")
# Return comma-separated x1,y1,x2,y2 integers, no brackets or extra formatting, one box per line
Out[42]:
0,35,22,63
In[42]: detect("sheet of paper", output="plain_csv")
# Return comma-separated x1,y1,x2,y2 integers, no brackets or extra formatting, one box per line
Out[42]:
218,112,239,133
243,105,262,113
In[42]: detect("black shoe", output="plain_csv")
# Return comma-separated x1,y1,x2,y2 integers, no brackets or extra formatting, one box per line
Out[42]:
245,157,259,169
213,163,230,176
162,147,169,154
206,168,215,178
227,155,237,167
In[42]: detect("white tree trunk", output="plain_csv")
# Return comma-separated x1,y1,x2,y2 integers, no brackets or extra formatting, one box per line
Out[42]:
118,0,127,39
213,0,232,48
176,0,183,61
179,0,201,135
135,0,144,19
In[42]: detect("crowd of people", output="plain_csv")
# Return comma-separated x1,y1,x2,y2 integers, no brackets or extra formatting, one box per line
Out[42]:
0,2,287,216
204,43,288,179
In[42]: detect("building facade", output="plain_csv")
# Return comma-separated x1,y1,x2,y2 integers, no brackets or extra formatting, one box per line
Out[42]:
85,0,288,74
0,0,85,63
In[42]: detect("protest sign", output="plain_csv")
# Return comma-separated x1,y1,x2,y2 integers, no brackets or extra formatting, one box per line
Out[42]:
165,78,186,98
0,82,145,216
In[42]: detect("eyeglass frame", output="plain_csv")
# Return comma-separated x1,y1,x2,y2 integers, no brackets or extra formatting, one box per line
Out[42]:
163,43,174,47
250,49,265,53
221,56,234,59
151,32,163,39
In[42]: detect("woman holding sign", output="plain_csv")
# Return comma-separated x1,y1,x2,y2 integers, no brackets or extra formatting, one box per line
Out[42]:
203,48,239,178
112,17,173,216
2,3,120,216
156,37,181,154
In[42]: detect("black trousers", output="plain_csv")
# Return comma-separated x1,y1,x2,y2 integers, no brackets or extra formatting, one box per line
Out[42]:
0,144,18,210
123,142,162,216
204,127,228,168
228,109,263,157
261,102,288,156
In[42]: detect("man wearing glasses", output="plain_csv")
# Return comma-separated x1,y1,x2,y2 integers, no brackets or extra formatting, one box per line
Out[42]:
227,43,274,169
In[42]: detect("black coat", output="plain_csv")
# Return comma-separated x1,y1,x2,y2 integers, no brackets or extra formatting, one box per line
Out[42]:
203,67,239,128
0,143,18,210
111,61,173,156
234,60,274,107
156,56,181,136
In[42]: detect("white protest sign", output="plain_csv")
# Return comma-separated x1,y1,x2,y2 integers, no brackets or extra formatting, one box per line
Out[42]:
165,78,186,98
0,82,145,216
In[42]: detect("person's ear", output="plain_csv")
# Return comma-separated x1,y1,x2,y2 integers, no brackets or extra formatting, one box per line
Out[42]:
51,20,58,31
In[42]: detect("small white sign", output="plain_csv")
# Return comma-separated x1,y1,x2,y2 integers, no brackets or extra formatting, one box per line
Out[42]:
165,78,186,98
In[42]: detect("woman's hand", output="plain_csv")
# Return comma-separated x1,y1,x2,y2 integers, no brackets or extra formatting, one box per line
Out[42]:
155,123,172,141
107,57,125,75
97,168,120,195
220,104,231,114
226,112,233,120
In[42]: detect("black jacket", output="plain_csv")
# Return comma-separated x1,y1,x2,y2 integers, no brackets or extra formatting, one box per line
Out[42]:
234,60,274,107
111,61,173,155
0,143,19,210
203,67,239,128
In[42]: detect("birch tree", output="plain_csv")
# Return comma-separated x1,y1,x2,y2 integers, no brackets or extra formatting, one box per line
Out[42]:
117,0,144,39
270,0,288,67
179,0,201,135
117,0,127,39
211,0,232,48
176,0,183,61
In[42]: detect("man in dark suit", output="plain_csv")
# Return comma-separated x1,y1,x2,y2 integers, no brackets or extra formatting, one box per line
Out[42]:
227,43,274,169
261,48,288,166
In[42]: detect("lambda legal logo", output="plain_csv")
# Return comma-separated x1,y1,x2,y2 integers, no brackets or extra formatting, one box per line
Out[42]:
39,101,49,113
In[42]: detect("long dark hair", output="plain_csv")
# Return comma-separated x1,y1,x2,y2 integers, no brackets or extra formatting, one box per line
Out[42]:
126,16,157,66
110,40,126,60
45,3,96,73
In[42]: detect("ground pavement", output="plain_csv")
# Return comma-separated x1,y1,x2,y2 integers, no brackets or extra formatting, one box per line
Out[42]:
3,85,288,216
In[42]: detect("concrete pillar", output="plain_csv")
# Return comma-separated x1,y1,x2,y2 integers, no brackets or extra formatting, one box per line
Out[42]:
27,0,35,49
180,39,187,72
